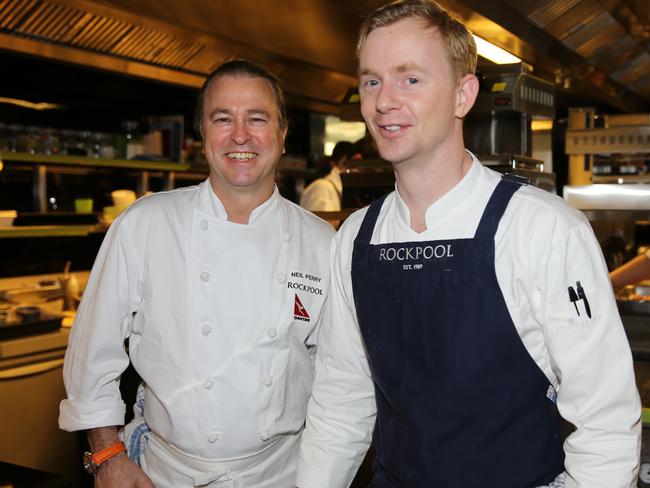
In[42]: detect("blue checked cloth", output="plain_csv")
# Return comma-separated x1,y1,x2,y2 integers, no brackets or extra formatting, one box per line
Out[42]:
536,472,566,488
118,382,150,466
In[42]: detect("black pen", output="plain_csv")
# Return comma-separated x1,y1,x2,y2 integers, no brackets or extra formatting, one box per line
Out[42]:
568,286,580,316
576,281,591,318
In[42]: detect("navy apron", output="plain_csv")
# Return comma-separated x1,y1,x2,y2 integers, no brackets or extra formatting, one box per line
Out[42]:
351,175,565,487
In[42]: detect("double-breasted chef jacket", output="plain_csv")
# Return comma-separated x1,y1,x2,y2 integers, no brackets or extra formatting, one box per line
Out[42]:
60,180,334,472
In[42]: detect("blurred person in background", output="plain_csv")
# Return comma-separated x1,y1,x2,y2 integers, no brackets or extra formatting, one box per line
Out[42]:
300,141,357,213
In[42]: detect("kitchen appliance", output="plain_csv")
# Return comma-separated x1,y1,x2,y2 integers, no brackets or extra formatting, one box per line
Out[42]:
464,63,556,193
0,328,82,479
478,153,556,193
0,304,62,340
617,284,650,316
465,63,555,158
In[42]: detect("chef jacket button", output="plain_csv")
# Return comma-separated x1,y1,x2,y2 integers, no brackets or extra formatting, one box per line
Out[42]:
276,272,286,283
208,432,219,443
201,324,212,336
267,328,277,339
203,379,213,390
263,376,273,387
200,219,208,231
259,431,269,441
200,270,211,282
281,231,291,242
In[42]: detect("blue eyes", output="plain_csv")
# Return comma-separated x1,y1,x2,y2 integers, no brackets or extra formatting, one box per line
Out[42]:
362,78,419,89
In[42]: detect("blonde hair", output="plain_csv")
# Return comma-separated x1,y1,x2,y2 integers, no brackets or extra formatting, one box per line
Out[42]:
357,0,477,81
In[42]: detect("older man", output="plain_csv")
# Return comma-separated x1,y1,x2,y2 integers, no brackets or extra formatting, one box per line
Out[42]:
60,60,333,487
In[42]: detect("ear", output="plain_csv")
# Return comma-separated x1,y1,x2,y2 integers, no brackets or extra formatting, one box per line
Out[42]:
455,73,479,119
281,125,288,154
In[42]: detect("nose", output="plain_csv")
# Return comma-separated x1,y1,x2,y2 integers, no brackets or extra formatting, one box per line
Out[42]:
375,83,400,114
231,121,251,145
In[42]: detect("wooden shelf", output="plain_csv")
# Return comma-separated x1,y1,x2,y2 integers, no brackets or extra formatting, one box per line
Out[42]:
1,151,193,172
0,224,106,238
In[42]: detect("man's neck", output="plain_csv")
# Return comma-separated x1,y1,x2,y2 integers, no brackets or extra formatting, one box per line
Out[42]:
393,143,471,233
209,177,274,225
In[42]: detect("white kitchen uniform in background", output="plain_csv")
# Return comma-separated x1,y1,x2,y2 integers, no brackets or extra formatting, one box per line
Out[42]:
60,179,333,485
296,153,641,488
300,167,343,212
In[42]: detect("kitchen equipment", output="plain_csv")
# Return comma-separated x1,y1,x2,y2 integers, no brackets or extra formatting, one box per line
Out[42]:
0,328,81,479
0,305,62,340
617,284,650,316
465,63,554,158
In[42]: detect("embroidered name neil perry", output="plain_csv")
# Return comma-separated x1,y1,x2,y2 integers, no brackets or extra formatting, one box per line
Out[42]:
378,244,454,262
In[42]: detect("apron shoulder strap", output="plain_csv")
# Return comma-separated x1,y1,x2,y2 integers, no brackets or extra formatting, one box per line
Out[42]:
474,173,528,240
355,193,389,246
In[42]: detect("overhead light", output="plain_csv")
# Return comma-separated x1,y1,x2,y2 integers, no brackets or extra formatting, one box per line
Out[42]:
532,119,553,131
473,35,521,65
0,97,65,111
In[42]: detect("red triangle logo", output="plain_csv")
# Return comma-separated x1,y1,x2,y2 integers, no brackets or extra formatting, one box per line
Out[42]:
293,294,310,320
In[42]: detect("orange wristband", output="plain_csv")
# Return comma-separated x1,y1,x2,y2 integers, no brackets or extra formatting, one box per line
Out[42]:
93,442,126,464
83,442,126,474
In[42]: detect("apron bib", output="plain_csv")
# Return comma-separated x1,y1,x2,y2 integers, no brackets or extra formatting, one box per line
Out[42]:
351,175,564,487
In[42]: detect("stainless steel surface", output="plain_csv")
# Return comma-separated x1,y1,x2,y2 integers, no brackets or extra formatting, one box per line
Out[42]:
460,0,650,113
472,64,555,118
465,64,554,158
580,209,650,221
1,281,62,304
478,154,557,193
618,284,650,316
0,329,69,360
0,348,79,478
563,184,650,210
566,125,650,155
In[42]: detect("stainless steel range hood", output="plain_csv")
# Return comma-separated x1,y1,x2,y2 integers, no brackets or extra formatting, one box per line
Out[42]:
0,0,357,113
0,0,649,114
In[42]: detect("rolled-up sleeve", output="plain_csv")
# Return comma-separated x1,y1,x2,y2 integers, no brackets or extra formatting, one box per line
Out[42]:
541,221,641,487
296,222,376,488
59,214,141,431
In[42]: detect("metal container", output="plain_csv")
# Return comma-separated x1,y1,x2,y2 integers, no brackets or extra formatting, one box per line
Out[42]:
617,285,650,316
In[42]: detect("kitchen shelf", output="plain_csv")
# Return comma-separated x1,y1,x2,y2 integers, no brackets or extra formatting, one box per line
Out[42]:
580,209,650,222
0,151,193,171
0,152,210,212
566,125,650,155
0,224,106,239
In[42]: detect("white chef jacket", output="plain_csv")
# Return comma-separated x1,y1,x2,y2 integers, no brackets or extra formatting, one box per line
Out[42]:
60,180,334,462
300,168,343,212
296,154,641,488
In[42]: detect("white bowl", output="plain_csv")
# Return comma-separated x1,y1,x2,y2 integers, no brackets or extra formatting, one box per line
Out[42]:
111,190,137,212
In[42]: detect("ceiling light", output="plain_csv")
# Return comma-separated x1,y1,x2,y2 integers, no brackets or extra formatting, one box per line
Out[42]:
473,35,521,65
532,120,553,131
